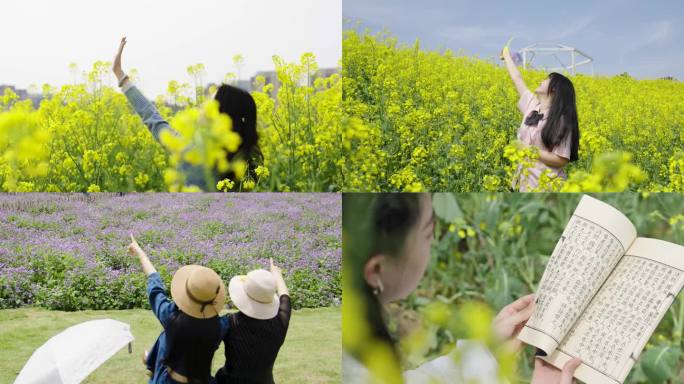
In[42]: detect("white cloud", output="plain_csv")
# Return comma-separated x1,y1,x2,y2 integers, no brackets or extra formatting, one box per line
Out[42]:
544,13,598,42
645,20,675,45
619,20,677,67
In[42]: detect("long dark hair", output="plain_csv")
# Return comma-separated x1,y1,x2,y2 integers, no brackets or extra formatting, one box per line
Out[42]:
343,194,424,363
214,84,263,181
164,311,222,384
541,72,579,162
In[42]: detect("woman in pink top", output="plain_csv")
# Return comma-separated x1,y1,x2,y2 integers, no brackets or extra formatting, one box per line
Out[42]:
501,47,580,191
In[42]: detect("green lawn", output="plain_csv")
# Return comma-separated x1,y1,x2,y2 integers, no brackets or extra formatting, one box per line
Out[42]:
0,306,341,383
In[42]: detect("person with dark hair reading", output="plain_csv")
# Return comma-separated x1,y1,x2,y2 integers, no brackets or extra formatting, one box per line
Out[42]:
343,193,582,383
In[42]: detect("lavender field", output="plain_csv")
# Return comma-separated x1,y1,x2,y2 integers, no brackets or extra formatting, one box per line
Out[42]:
0,193,341,311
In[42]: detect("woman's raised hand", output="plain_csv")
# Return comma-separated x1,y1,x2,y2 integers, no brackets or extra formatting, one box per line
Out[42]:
270,258,282,277
128,233,144,257
500,36,515,61
270,258,288,295
500,45,510,61
112,37,127,81
128,233,156,275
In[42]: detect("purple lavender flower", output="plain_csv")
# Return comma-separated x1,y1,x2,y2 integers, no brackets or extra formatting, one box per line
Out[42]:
0,193,341,310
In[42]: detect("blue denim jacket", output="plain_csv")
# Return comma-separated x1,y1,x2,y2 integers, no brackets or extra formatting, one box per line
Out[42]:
145,272,229,384
123,85,215,190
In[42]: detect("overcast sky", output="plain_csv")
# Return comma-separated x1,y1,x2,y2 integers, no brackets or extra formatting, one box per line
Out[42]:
344,0,683,80
2,0,341,96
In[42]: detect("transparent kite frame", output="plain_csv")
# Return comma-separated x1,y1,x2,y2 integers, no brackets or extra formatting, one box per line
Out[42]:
520,43,594,76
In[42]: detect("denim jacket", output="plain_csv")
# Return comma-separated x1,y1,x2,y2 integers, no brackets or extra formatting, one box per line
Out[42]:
123,84,216,190
146,272,229,384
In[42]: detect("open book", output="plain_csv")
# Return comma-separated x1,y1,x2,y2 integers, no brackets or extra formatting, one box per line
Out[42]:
518,195,684,384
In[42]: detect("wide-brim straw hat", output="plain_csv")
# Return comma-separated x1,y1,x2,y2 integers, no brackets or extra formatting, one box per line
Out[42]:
228,269,279,320
171,265,226,319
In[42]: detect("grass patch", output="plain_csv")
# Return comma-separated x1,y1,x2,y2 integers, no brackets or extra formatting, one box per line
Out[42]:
0,306,340,383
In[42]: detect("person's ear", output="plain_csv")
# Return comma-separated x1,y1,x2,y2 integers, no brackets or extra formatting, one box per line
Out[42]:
364,254,386,292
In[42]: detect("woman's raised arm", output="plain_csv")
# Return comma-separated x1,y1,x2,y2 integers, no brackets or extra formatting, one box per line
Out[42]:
111,37,175,142
270,258,289,296
501,46,529,98
112,37,128,86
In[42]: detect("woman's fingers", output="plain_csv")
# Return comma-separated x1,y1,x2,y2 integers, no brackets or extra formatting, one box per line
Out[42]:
494,300,534,340
113,38,127,78
496,307,533,341
494,294,535,339
115,37,126,63
496,293,535,321
507,300,535,325
500,44,513,61
560,357,582,384
508,293,536,311
128,234,141,256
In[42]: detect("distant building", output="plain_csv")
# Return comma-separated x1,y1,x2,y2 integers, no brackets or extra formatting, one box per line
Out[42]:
316,68,339,80
28,94,44,109
206,67,339,98
0,85,43,108
0,85,29,100
249,67,340,97
251,70,280,95
200,67,343,105
234,80,252,92
205,79,259,94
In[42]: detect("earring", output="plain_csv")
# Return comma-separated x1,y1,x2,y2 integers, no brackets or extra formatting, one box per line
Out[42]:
372,277,384,295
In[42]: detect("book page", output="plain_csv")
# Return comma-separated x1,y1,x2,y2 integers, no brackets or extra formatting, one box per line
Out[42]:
543,238,684,384
518,195,637,355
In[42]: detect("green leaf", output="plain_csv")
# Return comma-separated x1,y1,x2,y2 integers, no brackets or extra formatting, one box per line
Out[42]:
433,193,463,223
640,344,681,384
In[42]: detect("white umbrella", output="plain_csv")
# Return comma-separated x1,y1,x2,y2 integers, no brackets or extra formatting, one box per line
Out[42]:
14,319,135,384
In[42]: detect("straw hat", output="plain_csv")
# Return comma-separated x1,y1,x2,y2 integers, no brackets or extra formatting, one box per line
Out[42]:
170,265,226,319
228,269,279,320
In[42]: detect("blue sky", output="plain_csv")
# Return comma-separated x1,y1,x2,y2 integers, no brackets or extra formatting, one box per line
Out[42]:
344,0,683,80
